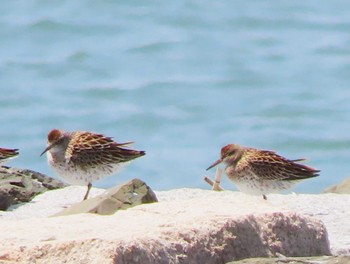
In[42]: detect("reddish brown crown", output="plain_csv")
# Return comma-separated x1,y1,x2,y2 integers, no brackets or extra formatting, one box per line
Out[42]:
48,129,63,143
221,144,242,158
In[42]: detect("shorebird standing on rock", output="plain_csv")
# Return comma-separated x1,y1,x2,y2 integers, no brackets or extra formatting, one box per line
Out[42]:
207,144,319,200
41,129,145,200
0,148,19,164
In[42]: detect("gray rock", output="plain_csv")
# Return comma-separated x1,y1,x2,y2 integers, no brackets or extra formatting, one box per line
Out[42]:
53,178,158,216
323,177,350,194
0,166,67,210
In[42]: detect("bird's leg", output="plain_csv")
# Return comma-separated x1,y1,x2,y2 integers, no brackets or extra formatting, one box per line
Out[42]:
83,182,92,200
263,194,267,200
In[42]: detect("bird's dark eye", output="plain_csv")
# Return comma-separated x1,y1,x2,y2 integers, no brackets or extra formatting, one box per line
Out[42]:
222,150,232,159
52,137,64,147
228,150,238,159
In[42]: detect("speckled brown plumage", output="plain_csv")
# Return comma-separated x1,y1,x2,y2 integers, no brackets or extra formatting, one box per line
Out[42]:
66,131,144,170
41,129,145,200
207,144,319,199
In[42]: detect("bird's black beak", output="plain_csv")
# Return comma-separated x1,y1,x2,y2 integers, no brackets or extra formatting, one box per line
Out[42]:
40,143,53,156
206,159,222,170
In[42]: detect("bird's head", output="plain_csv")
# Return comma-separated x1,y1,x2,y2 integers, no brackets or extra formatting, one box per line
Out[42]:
206,144,243,170
40,129,67,156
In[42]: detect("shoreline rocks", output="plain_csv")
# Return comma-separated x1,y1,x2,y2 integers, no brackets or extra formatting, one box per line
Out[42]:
54,178,158,216
0,166,67,210
1,188,346,263
228,255,350,264
323,177,350,194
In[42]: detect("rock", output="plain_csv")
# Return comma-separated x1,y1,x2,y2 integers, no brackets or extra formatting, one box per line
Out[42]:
53,178,158,216
112,212,329,264
323,177,350,194
0,166,67,210
0,190,331,263
228,255,350,264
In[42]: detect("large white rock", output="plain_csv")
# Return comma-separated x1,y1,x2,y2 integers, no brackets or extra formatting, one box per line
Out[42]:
0,187,343,263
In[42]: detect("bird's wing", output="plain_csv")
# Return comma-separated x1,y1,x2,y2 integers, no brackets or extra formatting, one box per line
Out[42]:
65,132,143,168
236,149,319,181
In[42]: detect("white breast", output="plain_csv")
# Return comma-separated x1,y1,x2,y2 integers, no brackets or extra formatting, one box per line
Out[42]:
47,152,128,185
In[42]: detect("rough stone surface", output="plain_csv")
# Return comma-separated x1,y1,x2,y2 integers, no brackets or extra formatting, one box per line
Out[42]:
228,255,350,264
0,189,331,264
54,178,158,216
111,213,329,264
323,177,350,194
0,166,67,210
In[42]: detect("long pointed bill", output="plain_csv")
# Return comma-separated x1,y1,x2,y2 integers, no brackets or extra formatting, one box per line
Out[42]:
40,144,53,156
206,159,222,171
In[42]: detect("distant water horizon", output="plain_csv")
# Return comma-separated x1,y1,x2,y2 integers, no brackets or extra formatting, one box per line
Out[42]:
1,1,350,193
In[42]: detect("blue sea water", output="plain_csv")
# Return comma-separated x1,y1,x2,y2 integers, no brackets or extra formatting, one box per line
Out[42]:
1,1,350,193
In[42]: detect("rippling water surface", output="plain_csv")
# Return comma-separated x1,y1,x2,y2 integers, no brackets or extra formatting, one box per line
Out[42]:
1,1,350,193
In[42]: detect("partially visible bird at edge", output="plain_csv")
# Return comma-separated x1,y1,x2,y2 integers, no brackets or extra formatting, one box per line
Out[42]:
0,148,19,165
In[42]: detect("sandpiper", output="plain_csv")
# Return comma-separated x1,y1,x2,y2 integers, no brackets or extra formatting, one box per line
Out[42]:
207,144,319,199
41,129,145,200
0,148,19,164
